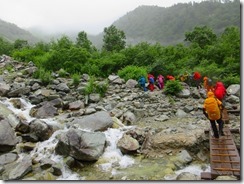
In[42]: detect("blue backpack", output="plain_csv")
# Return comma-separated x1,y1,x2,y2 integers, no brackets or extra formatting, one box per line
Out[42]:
139,77,146,85
149,77,154,84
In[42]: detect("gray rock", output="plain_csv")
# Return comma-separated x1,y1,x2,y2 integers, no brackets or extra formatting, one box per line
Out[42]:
117,134,140,154
68,100,85,110
55,83,70,93
125,79,138,88
0,153,18,165
175,109,187,118
30,102,58,118
72,111,113,131
176,172,200,180
226,95,239,103
8,155,32,180
89,93,100,103
0,83,10,96
55,128,106,161
29,119,54,141
177,89,191,98
226,84,240,97
123,111,136,125
0,119,18,152
215,175,238,180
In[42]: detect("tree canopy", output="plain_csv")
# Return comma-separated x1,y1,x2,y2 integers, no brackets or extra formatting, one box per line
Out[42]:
102,25,126,52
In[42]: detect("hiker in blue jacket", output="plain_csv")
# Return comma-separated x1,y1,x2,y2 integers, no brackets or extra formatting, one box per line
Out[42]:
138,76,147,91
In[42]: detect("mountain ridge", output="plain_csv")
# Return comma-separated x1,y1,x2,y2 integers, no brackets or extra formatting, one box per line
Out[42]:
0,19,39,44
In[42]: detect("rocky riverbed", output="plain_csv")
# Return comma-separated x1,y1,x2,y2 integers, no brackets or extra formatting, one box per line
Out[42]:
0,55,240,180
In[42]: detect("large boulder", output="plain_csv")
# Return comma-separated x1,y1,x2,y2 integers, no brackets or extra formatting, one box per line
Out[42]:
30,102,58,118
1,155,32,180
0,119,18,152
142,129,204,151
0,102,20,128
55,129,106,161
28,119,54,141
71,111,113,131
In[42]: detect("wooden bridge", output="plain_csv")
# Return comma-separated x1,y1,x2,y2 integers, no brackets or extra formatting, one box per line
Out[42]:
201,109,240,180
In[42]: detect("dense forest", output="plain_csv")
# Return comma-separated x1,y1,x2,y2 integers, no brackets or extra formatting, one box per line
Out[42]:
0,0,240,91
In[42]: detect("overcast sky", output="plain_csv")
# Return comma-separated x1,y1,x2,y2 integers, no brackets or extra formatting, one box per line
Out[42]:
0,0,214,35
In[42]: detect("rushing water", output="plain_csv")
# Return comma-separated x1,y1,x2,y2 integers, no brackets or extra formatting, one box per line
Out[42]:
2,97,210,180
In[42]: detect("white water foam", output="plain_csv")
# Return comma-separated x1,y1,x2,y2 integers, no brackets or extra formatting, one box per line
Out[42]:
3,98,35,123
97,127,135,175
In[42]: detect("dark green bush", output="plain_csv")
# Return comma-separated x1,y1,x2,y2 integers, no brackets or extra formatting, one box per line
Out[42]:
221,74,240,87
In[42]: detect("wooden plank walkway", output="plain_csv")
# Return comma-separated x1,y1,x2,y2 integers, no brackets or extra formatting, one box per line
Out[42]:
201,127,240,180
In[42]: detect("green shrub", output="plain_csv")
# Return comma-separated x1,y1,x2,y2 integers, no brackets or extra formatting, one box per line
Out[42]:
84,76,96,95
5,64,14,72
72,73,80,86
33,68,52,85
118,65,147,81
84,76,108,97
81,61,100,76
222,74,240,87
58,68,68,77
95,80,109,97
164,80,183,96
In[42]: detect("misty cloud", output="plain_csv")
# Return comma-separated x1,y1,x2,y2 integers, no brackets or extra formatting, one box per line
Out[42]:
0,0,203,35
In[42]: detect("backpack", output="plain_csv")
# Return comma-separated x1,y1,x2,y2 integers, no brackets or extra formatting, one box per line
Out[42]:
139,77,146,85
194,72,201,80
149,77,154,84
207,78,213,86
204,97,221,120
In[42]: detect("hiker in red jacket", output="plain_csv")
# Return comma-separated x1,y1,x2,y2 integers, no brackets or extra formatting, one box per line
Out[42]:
166,75,175,81
214,81,226,103
147,74,155,91
193,71,201,89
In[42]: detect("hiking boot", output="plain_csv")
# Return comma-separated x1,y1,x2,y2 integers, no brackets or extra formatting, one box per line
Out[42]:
214,135,219,139
213,134,219,139
220,131,225,136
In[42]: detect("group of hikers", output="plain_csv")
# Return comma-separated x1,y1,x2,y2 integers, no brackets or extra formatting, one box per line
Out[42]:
138,71,227,139
138,74,164,92
138,71,204,92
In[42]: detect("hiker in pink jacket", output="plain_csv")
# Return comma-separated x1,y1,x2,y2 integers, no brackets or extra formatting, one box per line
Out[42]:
157,75,164,90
